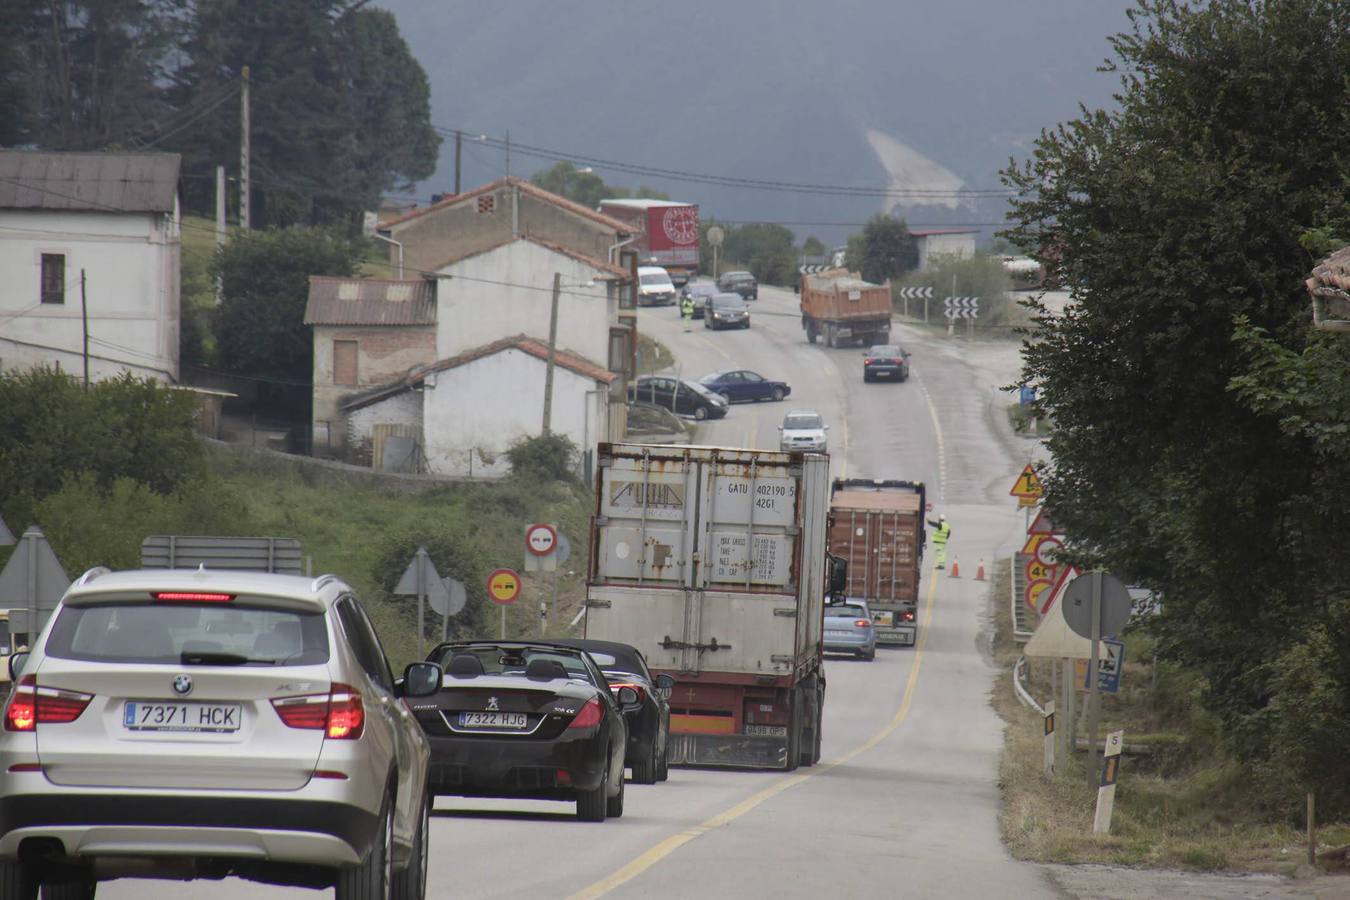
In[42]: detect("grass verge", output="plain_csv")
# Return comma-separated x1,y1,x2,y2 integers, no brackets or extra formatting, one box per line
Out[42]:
990,559,1350,874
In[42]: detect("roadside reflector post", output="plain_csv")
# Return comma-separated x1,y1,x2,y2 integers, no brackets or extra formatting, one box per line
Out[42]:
1308,790,1317,865
1092,730,1124,834
1043,699,1056,776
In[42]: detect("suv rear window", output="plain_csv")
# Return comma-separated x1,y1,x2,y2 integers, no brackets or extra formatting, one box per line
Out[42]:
45,602,330,666
827,604,867,617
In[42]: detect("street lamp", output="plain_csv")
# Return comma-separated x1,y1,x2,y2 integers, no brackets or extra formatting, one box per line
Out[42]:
542,273,595,434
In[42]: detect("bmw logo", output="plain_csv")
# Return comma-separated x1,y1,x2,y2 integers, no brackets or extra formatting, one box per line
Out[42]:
173,674,193,696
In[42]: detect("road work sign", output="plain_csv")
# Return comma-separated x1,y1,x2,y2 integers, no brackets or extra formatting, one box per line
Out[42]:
1010,464,1043,507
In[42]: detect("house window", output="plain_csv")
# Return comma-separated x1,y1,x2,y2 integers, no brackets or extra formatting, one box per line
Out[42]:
477,195,496,214
334,340,358,386
40,254,65,304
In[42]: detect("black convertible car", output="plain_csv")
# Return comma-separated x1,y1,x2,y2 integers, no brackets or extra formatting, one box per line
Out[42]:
416,641,636,821
549,638,674,784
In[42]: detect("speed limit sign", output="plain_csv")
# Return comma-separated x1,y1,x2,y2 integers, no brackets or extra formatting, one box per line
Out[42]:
525,523,557,557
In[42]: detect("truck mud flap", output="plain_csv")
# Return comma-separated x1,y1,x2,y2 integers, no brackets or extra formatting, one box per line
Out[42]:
876,626,916,647
667,732,791,770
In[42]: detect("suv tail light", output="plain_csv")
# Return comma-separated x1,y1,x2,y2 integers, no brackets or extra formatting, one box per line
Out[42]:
567,697,603,730
272,683,364,740
4,675,94,731
854,619,872,628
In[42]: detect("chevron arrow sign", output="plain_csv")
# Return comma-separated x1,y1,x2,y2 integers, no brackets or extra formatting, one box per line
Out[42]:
798,263,832,275
897,286,934,300
943,296,980,319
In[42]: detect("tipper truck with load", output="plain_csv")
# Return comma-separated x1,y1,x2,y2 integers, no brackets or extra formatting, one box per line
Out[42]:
584,442,843,770
827,479,926,647
800,269,893,348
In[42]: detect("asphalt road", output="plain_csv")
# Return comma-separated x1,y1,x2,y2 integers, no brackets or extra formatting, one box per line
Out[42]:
104,284,1054,899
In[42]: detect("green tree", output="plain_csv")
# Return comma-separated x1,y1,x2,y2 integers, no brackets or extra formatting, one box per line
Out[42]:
1002,0,1350,812
846,214,917,284
724,223,796,285
801,236,826,257
213,227,362,384
170,1,439,225
0,0,179,150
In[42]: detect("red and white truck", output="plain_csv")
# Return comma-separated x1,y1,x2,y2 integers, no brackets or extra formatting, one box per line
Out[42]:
598,199,700,286
827,479,926,647
583,443,842,770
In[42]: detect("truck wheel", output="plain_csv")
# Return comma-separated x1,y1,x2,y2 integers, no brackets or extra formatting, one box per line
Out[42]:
823,324,835,348
798,677,819,768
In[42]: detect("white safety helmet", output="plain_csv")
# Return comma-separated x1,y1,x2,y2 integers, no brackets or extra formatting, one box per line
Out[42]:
939,514,947,522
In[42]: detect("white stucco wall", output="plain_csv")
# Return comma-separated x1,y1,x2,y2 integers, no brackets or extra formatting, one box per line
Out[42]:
917,232,977,271
421,347,610,477
434,241,617,364
0,207,180,382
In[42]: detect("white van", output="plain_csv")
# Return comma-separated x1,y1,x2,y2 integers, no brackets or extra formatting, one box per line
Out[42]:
637,266,677,307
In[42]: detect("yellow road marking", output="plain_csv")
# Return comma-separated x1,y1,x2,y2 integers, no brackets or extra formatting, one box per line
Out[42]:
568,567,940,900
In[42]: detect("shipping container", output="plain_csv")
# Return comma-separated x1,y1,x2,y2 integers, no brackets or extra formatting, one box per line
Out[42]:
828,479,926,646
599,200,700,286
799,270,893,347
584,443,835,770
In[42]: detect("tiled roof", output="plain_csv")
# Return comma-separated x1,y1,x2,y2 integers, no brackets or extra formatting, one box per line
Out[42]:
380,176,633,234
0,151,180,212
340,333,615,414
428,234,629,278
1307,245,1350,299
304,277,436,326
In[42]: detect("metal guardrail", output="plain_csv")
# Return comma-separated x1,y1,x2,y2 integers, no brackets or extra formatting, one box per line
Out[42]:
1012,655,1044,715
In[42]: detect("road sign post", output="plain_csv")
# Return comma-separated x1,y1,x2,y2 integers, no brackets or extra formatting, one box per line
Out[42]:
1093,730,1125,833
487,568,521,639
394,548,449,659
1062,572,1132,788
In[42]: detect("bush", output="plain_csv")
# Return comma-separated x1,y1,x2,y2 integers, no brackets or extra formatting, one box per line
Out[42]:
505,432,579,484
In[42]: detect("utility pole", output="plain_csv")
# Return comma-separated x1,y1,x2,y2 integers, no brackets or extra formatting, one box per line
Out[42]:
214,166,226,305
454,130,462,194
541,272,561,434
239,65,251,230
80,270,89,388
505,129,511,177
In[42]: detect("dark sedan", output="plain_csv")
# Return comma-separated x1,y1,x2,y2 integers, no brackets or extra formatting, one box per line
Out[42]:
628,375,729,420
717,270,758,300
704,292,751,330
417,641,636,821
549,639,673,784
699,370,791,403
863,344,911,382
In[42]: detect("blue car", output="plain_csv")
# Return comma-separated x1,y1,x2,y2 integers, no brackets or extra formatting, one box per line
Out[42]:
823,600,876,661
698,370,791,403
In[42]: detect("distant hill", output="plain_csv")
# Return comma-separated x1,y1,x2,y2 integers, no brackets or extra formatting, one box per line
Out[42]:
378,0,1128,244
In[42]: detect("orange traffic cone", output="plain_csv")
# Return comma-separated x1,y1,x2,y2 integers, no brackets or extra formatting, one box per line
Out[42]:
950,557,960,578
975,558,986,581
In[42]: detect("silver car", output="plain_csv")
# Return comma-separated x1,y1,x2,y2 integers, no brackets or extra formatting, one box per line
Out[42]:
823,600,877,661
779,410,829,453
0,567,440,898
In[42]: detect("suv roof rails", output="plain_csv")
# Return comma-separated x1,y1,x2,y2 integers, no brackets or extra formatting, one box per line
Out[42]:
310,573,343,593
74,566,113,587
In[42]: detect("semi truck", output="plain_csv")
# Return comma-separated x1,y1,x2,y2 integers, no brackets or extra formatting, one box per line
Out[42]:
583,443,843,770
799,269,893,348
598,199,701,286
828,479,926,647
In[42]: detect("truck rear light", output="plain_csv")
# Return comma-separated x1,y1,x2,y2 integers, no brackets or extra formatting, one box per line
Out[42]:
902,610,915,622
4,676,93,730
272,684,364,739
567,697,603,730
153,591,235,603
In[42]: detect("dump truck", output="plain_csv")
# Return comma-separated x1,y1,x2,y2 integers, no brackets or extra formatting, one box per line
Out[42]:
598,199,700,286
583,443,842,770
828,479,926,647
800,269,893,347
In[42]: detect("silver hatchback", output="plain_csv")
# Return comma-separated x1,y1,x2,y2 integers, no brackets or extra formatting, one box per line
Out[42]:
0,567,440,898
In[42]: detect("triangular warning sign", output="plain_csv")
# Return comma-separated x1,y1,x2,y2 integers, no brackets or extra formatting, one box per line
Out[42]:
1009,464,1043,501
1027,507,1064,536
0,526,71,613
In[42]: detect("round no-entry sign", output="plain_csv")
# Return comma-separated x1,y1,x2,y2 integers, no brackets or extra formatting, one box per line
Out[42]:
525,523,558,557
486,568,521,605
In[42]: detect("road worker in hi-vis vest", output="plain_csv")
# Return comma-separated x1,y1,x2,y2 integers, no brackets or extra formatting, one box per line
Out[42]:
680,294,695,331
927,514,951,569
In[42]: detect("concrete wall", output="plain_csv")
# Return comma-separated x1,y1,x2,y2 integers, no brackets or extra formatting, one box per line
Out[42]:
311,324,436,437
0,207,180,382
917,233,977,270
435,241,618,364
387,183,621,275
421,347,609,478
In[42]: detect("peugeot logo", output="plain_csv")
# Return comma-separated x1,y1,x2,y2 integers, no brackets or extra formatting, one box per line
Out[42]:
486,696,499,711
172,674,193,696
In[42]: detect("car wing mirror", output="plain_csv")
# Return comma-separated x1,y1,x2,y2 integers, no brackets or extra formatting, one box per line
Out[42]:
8,651,29,681
655,673,675,691
616,686,641,709
827,554,849,597
401,661,443,697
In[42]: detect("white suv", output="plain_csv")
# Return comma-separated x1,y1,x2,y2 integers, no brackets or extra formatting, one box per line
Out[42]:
0,567,441,899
